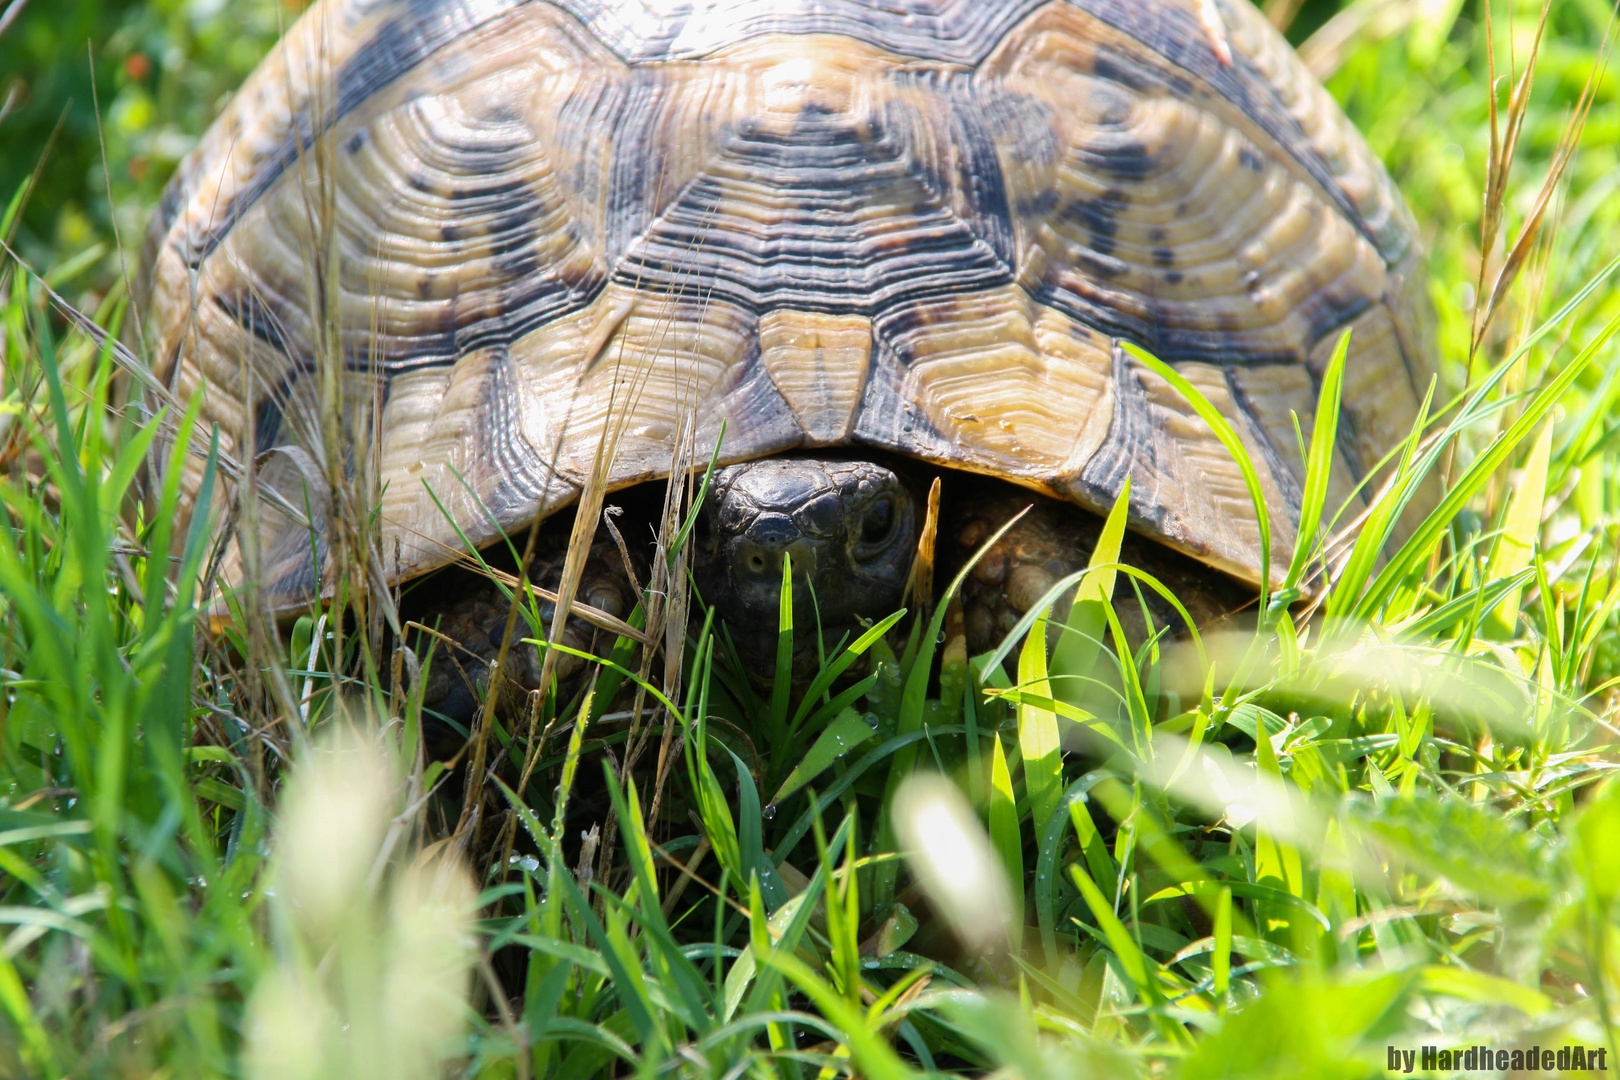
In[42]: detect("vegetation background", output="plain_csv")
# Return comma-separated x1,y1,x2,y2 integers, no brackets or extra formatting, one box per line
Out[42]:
3,0,1620,1076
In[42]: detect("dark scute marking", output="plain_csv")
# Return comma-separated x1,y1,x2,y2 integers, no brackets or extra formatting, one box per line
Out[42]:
1149,226,1167,244
894,71,1019,269
613,105,1013,316
211,294,331,451
366,100,593,369
1090,49,1155,94
380,270,609,374
1069,0,1407,262
478,346,556,525
460,177,534,204
1303,293,1374,353
1027,279,1147,346
982,82,1061,166
183,16,431,260
162,340,184,391
1088,139,1156,181
253,396,286,453
1222,366,1303,518
249,365,324,456
214,263,606,380
1058,189,1125,259
156,173,185,235
183,0,525,265
871,302,934,364
1017,190,1060,217
1239,147,1264,172
215,290,299,359
851,341,951,454
1073,247,1129,280
1070,344,1171,534
484,102,523,125
1152,246,1174,268
494,247,542,282
332,21,424,144
1026,278,1299,366
492,207,543,264
245,362,322,460
440,170,548,262
346,130,366,155
1164,270,1183,285
595,70,669,261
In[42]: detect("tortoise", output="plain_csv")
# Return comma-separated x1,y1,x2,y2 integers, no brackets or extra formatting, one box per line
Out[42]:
137,0,1437,704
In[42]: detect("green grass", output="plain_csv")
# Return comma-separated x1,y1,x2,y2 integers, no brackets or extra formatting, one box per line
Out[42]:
4,1,1620,1077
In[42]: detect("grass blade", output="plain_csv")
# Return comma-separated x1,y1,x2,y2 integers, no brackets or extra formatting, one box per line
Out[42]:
988,733,1024,954
1050,480,1131,708
1124,343,1272,603
1283,328,1348,601
769,709,878,808
1016,607,1063,838
1485,421,1552,634
769,553,794,746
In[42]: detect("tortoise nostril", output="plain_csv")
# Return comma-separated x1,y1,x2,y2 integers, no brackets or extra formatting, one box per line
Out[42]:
736,514,801,581
748,513,800,547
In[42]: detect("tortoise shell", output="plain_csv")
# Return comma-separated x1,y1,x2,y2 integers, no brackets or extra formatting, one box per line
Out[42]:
139,0,1436,607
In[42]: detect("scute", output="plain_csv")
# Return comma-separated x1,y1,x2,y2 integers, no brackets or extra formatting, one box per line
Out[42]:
140,0,1438,608
552,0,1051,64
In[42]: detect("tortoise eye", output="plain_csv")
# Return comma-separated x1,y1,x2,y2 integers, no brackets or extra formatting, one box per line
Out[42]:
860,498,895,547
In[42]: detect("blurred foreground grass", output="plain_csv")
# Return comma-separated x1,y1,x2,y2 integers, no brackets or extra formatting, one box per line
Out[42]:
4,0,1620,1077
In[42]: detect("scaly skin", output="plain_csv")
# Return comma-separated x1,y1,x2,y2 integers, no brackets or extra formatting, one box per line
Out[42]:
409,461,1254,723
944,480,1253,656
692,458,916,678
406,536,643,734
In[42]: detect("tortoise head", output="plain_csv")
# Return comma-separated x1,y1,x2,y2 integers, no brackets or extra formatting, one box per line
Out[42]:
692,458,917,676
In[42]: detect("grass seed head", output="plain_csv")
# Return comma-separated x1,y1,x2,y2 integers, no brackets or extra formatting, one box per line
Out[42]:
893,771,1017,956
247,725,476,1080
